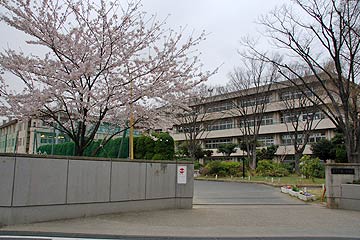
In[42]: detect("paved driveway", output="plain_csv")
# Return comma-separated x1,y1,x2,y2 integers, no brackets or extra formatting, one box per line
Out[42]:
2,181,360,238
194,180,305,205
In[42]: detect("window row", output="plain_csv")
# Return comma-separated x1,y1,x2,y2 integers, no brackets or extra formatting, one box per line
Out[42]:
207,119,233,131
203,132,326,149
280,112,325,123
281,132,326,145
207,101,233,113
238,115,274,127
202,87,318,114
205,138,232,149
280,88,314,100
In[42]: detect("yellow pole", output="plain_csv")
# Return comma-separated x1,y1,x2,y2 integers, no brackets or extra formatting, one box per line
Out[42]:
129,81,134,160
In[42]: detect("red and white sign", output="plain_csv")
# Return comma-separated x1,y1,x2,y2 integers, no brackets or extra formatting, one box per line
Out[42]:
177,165,187,184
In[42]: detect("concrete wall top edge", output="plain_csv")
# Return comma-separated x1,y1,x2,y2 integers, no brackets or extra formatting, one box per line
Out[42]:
326,163,360,167
0,153,193,164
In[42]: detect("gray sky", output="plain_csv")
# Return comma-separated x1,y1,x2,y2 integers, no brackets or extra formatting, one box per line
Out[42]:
140,0,289,85
0,0,289,87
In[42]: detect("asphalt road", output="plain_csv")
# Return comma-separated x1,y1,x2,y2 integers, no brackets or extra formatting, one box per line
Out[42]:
194,180,306,205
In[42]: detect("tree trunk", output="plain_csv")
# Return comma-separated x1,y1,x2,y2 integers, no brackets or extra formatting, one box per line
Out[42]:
294,152,302,175
250,148,257,170
74,143,85,156
188,142,196,161
344,130,359,163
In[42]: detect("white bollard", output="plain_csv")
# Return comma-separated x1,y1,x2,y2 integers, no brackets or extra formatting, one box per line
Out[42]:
248,176,251,181
215,174,218,180
271,177,274,183
322,184,325,190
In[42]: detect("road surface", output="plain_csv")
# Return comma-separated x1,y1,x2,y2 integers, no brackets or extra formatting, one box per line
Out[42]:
1,181,360,239
194,180,305,205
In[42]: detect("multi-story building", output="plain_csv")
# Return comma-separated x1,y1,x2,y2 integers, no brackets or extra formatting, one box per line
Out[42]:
0,118,69,154
0,118,140,154
171,77,337,162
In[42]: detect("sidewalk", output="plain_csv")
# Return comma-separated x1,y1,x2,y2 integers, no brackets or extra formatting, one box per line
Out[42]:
1,204,360,238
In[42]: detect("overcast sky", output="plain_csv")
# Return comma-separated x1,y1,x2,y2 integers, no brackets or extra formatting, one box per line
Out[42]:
0,0,290,87
140,0,289,86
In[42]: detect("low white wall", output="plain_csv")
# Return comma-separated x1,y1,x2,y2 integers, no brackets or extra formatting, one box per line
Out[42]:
0,154,193,225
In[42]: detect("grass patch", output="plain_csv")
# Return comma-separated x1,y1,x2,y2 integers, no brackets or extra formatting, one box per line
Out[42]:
197,174,325,186
307,188,327,204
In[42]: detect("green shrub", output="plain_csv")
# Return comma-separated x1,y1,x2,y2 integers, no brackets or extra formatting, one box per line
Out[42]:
283,162,295,174
153,132,174,160
194,161,202,170
204,161,242,177
256,145,278,161
311,134,347,163
217,143,237,156
256,160,289,177
299,155,325,179
152,153,166,160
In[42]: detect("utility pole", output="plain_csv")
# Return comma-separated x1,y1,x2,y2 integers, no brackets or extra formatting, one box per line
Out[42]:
129,81,134,160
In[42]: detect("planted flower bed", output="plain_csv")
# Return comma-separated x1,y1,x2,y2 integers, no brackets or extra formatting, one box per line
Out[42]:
280,185,317,201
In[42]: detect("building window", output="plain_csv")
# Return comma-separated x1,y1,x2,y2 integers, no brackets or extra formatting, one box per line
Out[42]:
281,111,325,123
281,132,326,145
207,119,233,131
239,95,271,108
40,133,53,144
176,125,200,133
308,132,326,143
207,101,234,113
281,113,300,123
261,115,274,125
258,135,275,146
281,134,299,145
239,114,273,127
302,112,325,121
205,138,232,149
280,88,313,100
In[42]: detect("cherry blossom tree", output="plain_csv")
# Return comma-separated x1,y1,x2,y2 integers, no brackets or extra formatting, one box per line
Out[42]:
0,0,214,156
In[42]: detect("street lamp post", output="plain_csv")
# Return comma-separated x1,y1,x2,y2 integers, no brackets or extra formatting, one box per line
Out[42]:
242,149,246,178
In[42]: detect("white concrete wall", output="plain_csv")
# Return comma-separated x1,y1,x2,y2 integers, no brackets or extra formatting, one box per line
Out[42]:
0,154,193,225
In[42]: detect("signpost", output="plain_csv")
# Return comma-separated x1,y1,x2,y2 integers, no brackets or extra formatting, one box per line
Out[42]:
177,165,187,184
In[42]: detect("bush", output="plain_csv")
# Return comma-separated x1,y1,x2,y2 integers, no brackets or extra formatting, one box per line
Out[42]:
204,161,243,177
299,155,325,179
311,134,347,163
153,132,174,160
152,153,166,160
256,145,278,161
256,160,290,177
194,161,202,170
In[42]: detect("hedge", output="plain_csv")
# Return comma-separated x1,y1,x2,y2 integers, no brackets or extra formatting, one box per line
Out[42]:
37,132,174,160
